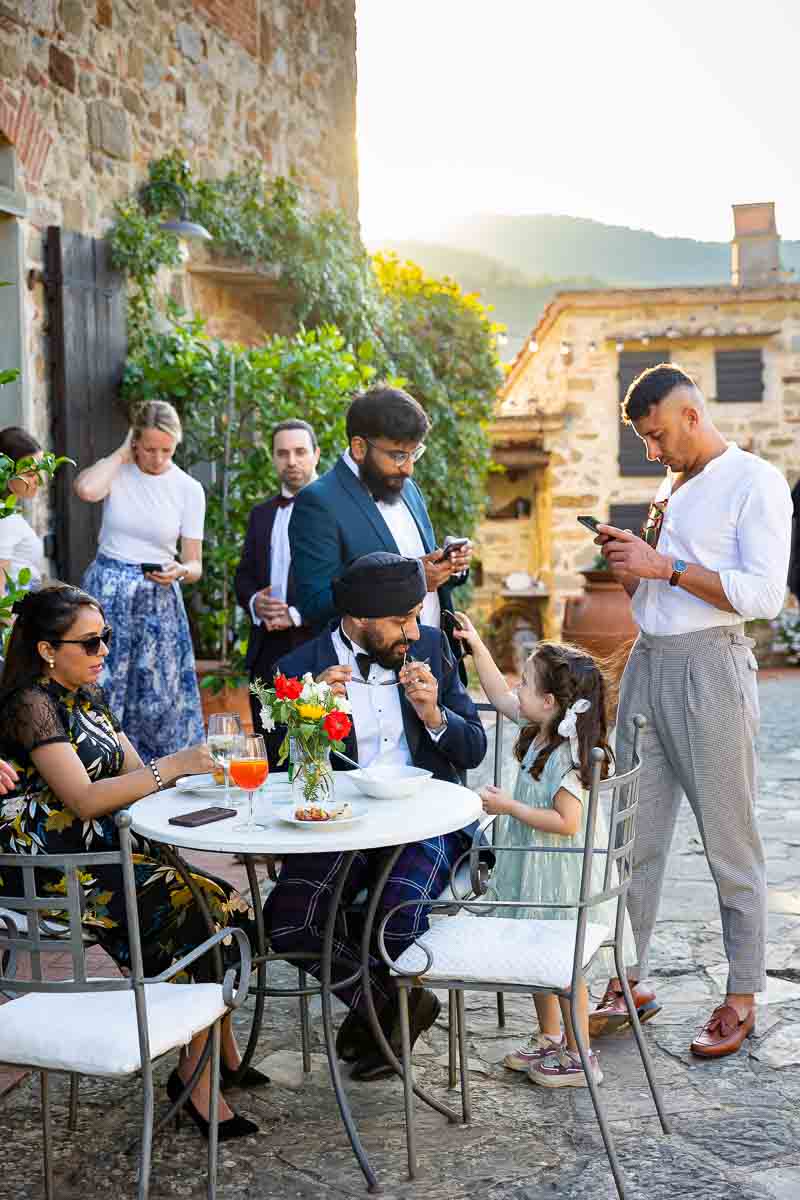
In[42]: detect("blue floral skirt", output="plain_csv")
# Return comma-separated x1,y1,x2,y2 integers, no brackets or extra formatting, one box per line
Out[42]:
82,554,205,762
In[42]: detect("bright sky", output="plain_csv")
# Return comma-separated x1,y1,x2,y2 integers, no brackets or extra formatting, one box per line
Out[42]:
356,0,800,244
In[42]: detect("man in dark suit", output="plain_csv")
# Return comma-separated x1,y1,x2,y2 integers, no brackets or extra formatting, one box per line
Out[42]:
264,553,487,1081
235,419,320,735
288,386,472,666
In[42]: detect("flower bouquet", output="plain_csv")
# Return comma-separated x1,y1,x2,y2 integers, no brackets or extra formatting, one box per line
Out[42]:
250,672,353,808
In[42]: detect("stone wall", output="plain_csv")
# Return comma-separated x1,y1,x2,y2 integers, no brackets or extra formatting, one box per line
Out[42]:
492,286,800,633
0,0,358,545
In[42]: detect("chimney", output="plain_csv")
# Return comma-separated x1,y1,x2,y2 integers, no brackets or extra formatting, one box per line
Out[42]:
731,202,782,287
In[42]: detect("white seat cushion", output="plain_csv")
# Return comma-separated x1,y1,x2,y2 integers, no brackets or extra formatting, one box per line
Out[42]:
393,911,611,991
0,982,228,1076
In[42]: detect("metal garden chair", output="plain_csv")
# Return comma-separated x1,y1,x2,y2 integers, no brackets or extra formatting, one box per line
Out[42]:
381,715,671,1200
266,704,507,1077
0,810,252,1200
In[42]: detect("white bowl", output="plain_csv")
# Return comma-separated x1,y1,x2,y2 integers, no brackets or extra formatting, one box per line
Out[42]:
347,764,433,800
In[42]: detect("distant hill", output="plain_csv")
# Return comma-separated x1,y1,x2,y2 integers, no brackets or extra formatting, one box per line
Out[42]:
368,238,607,358
422,214,800,287
369,215,800,360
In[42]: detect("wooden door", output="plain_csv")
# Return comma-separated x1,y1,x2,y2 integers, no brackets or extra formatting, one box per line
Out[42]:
46,227,128,584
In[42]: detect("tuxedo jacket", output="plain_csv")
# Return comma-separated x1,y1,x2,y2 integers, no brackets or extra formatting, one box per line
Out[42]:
234,495,313,682
272,625,487,800
288,456,466,633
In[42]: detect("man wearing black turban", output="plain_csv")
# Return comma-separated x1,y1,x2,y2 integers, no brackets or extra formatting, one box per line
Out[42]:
264,552,487,1081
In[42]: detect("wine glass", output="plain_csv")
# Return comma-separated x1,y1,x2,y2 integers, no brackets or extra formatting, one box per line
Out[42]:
207,713,242,809
229,734,270,832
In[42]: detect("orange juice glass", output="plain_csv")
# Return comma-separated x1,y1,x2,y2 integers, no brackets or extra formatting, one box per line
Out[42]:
230,735,269,831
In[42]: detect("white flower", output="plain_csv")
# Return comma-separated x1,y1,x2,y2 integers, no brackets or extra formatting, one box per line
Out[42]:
334,695,352,714
1,797,24,820
301,676,331,703
260,706,275,732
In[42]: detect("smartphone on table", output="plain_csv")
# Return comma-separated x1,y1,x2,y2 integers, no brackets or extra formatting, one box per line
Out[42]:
168,806,236,828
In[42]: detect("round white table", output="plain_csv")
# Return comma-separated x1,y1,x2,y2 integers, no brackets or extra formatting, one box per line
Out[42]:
130,772,482,1192
131,772,481,857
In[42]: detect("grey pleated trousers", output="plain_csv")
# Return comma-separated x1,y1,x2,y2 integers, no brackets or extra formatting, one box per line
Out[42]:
616,624,767,994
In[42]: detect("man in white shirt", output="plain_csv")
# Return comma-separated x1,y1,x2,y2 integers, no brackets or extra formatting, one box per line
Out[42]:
288,387,472,668
234,420,321,736
589,363,793,1059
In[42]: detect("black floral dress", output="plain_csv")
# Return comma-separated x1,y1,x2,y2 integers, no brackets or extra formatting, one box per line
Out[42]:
0,679,254,981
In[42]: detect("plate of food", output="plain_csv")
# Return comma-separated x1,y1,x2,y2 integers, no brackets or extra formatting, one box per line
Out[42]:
280,801,366,827
175,773,247,801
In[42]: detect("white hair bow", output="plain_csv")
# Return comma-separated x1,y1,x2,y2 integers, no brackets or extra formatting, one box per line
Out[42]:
557,698,591,765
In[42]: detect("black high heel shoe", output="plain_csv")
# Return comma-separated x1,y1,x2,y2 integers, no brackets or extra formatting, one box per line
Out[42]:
166,1069,259,1142
220,1062,271,1090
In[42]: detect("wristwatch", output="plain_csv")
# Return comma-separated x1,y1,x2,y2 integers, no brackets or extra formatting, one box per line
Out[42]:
669,559,688,587
425,708,448,738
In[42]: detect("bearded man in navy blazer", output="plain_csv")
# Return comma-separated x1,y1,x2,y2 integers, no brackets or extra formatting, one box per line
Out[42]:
235,419,321,736
288,386,473,666
264,552,487,1081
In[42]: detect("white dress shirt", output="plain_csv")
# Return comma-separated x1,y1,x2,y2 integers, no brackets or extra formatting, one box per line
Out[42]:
632,444,793,636
331,624,445,767
249,488,302,629
343,450,441,628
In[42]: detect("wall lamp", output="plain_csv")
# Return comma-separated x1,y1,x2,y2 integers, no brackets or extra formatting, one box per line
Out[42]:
141,180,212,241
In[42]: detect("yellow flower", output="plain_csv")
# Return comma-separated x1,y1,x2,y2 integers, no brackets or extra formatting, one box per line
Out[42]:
297,703,325,720
46,808,76,833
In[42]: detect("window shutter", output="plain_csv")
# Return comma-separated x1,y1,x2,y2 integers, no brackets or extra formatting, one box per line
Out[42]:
609,503,651,538
714,349,764,403
618,351,669,477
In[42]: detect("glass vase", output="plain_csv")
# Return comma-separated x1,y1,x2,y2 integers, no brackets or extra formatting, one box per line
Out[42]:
289,737,334,809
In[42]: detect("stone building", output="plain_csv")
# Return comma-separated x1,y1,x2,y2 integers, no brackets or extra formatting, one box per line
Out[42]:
475,203,800,643
0,0,357,576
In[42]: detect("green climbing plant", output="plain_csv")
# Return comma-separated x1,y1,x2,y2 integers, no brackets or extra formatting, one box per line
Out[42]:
110,154,503,674
121,318,375,684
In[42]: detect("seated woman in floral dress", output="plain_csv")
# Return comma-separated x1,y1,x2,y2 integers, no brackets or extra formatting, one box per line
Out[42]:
0,583,262,1141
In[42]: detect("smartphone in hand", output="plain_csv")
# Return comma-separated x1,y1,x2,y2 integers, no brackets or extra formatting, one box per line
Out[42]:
141,562,164,574
440,538,470,561
577,516,602,534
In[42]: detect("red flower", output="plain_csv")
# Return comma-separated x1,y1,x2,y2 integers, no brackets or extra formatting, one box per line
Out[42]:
274,673,303,701
323,710,352,742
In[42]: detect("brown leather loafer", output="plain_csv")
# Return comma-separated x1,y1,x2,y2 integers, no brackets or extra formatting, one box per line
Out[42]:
690,1004,755,1058
588,979,661,1038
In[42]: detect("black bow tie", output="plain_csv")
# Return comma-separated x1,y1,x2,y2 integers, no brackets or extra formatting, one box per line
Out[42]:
355,652,374,681
339,627,375,680
276,495,296,509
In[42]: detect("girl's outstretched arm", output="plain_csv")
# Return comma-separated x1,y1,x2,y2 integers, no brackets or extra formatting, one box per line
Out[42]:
452,610,520,720
480,784,581,836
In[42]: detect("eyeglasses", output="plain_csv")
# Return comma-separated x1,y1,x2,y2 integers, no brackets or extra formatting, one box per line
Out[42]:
49,626,113,655
640,499,668,548
363,438,426,467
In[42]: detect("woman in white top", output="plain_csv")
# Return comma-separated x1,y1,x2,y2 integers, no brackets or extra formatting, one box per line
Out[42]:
0,427,46,597
74,401,206,761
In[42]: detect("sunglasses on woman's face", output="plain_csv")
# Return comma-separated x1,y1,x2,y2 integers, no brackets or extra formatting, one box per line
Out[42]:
49,626,113,655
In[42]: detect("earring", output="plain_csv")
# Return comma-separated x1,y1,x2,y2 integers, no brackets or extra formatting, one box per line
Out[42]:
47,658,55,669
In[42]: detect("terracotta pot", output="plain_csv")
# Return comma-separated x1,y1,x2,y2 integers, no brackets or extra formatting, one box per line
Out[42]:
195,660,254,734
562,570,638,670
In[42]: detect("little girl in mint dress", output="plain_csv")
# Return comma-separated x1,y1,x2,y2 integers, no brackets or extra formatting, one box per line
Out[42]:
453,618,635,1091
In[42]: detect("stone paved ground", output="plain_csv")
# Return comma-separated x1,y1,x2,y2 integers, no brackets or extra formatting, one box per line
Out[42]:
2,674,799,1199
